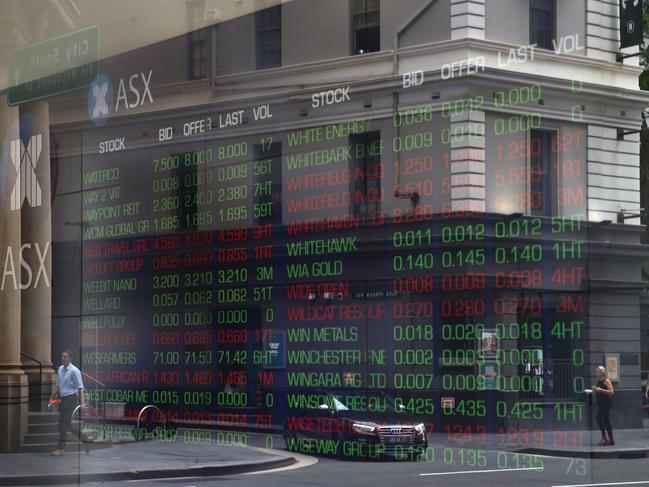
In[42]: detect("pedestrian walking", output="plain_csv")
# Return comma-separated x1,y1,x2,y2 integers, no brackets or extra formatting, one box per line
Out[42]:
593,365,615,446
50,350,85,456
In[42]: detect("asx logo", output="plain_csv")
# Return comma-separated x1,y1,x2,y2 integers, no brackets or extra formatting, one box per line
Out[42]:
88,70,153,125
88,74,113,125
115,70,153,112
10,134,42,211
1,242,50,291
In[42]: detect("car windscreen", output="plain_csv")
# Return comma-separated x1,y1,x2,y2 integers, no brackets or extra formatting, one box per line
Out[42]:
331,391,400,413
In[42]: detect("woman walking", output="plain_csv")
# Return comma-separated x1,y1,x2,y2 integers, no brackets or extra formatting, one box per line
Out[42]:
593,366,615,446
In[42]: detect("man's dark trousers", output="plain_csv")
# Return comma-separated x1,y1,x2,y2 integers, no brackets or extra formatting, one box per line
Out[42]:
57,394,81,448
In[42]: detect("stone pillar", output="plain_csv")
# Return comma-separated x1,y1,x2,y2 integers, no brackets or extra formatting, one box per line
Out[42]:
0,96,28,452
19,101,56,412
450,0,485,40
450,110,486,213
586,0,639,66
587,125,640,222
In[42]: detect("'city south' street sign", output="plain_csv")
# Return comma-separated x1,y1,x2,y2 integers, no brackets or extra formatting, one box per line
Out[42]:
8,26,99,106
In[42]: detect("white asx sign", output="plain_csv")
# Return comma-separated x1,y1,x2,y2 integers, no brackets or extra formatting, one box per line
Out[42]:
10,134,42,211
88,70,154,125
1,242,51,291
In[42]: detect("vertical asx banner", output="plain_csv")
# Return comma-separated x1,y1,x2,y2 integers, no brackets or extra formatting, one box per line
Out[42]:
620,0,644,48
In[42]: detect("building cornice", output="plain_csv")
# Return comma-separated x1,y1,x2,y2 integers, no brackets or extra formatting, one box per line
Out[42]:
49,38,649,127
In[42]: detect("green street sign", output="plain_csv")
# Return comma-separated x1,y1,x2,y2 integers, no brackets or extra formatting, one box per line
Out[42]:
8,26,99,105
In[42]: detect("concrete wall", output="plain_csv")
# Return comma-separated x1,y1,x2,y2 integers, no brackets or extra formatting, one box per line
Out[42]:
586,0,621,62
382,0,451,48
558,0,586,54
587,126,640,222
486,0,529,45
283,0,350,66
451,0,485,39
214,13,256,75
487,0,586,57
587,290,642,429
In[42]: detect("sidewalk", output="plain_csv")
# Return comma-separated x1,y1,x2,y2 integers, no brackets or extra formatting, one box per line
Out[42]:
0,437,296,486
2,427,647,486
430,428,649,459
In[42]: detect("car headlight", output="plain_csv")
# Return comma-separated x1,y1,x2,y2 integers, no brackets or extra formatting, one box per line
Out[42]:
352,423,377,435
414,423,426,435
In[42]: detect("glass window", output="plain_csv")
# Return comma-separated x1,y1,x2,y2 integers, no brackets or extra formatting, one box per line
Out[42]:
188,29,209,80
186,1,210,80
351,0,380,55
256,5,282,69
530,129,558,217
529,0,555,50
350,131,381,216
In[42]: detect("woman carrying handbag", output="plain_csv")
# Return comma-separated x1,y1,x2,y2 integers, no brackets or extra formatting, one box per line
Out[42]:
593,366,615,446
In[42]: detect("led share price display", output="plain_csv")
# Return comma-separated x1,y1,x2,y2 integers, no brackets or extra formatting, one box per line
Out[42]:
77,80,588,460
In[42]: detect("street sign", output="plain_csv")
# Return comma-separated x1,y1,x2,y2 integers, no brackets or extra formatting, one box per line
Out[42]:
263,331,286,369
8,26,99,105
620,0,644,49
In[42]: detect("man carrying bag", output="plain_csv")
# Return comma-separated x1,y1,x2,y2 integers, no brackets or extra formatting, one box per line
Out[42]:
50,350,85,456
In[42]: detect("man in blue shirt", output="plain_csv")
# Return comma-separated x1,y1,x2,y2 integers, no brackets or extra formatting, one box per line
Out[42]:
50,350,85,456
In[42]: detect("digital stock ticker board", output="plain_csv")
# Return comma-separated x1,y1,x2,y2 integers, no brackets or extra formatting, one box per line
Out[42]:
6,1,649,486
63,71,591,467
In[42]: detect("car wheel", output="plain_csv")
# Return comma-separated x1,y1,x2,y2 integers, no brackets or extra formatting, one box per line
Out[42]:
333,433,345,460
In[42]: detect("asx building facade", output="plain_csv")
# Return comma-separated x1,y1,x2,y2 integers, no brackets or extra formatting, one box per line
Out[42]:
0,0,648,463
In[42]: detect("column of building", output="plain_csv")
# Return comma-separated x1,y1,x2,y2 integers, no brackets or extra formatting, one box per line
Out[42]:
450,0,485,40
449,0,486,212
20,101,56,412
0,96,28,452
449,110,486,213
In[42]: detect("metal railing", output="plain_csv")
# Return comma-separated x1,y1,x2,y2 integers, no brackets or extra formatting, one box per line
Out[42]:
20,351,43,411
81,371,107,419
135,405,170,441
82,371,106,389
550,359,585,402
516,359,584,402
